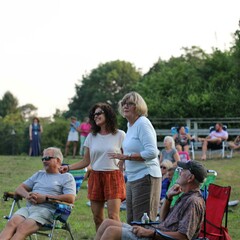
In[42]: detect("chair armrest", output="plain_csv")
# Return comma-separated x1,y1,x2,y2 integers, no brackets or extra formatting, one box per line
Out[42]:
47,198,74,208
3,192,22,201
131,221,160,225
154,229,177,240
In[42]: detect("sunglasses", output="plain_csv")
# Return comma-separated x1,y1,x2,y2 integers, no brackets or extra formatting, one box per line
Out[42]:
42,156,55,161
93,110,104,117
160,166,167,170
121,101,135,107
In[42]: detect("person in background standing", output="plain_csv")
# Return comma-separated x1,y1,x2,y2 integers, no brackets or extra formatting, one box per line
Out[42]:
64,116,80,158
109,92,161,224
29,117,43,156
78,117,91,157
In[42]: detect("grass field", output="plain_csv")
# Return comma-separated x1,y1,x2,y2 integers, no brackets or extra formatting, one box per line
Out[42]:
0,155,239,239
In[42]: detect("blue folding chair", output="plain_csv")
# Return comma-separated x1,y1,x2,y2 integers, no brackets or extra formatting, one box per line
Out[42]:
3,168,87,240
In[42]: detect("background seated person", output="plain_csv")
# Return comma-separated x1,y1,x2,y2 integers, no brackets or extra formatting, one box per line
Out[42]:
173,125,194,153
198,123,228,161
0,147,76,240
159,160,173,213
228,135,240,150
95,160,207,240
160,136,180,167
160,160,173,201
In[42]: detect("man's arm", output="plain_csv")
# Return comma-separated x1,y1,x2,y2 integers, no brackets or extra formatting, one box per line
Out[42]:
15,183,32,198
160,184,181,221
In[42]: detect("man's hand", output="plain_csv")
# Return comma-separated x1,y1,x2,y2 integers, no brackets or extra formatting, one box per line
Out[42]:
59,165,68,173
167,184,182,199
108,152,126,160
26,192,46,204
132,226,155,238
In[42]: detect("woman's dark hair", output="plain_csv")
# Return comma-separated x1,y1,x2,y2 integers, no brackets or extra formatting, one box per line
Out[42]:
89,103,118,136
177,125,185,133
32,117,40,123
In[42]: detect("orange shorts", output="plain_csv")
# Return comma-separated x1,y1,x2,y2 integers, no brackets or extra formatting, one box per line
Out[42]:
88,170,126,201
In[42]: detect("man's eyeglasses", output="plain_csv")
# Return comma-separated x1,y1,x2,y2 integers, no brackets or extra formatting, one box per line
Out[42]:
93,110,104,117
160,166,167,170
121,101,135,107
176,167,192,174
42,156,55,161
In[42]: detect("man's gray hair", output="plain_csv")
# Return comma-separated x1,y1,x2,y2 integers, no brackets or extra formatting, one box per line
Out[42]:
43,147,63,163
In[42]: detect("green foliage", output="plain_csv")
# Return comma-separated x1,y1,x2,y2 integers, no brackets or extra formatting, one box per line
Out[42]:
0,113,28,155
66,60,141,118
41,117,69,151
136,44,240,119
0,91,18,118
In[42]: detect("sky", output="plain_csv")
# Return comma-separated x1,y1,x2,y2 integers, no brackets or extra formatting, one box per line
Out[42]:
0,0,239,117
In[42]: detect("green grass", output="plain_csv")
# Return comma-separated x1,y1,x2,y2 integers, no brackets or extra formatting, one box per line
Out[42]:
0,155,239,239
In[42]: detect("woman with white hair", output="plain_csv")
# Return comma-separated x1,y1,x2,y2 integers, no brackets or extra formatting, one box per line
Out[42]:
159,136,180,167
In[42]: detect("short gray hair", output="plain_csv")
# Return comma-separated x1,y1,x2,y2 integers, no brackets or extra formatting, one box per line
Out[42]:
164,136,176,149
43,147,63,163
161,159,173,169
118,92,148,117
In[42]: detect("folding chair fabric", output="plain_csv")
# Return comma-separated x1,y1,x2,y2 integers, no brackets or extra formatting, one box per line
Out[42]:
199,184,231,240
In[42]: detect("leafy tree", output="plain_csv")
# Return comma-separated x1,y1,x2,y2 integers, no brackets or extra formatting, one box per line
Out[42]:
0,112,27,154
0,91,18,118
66,60,141,118
18,104,38,120
41,117,69,152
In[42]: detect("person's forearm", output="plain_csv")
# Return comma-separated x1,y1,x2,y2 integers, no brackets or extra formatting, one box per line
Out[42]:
15,184,30,198
46,193,75,204
128,153,145,161
159,196,172,221
69,158,90,171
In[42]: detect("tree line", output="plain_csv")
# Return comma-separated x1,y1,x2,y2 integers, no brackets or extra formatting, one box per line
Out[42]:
1,24,240,155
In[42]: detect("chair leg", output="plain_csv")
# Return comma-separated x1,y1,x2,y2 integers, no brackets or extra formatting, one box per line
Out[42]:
49,220,57,240
65,222,75,240
191,142,195,160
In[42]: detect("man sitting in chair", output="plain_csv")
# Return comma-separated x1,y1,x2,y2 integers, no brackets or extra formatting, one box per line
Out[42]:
0,147,76,240
198,123,228,161
95,160,207,240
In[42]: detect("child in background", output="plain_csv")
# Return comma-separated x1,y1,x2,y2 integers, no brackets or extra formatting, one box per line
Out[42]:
167,167,175,182
176,145,190,162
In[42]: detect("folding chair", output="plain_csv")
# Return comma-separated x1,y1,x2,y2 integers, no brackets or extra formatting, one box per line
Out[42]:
208,125,228,159
171,126,195,160
198,184,231,240
2,168,86,240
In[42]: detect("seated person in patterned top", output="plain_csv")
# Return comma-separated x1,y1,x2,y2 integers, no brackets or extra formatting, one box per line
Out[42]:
173,126,194,153
198,123,228,160
95,160,207,240
0,147,76,240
